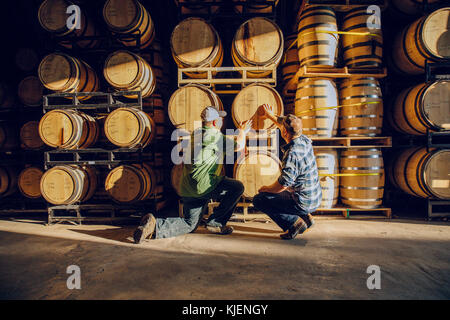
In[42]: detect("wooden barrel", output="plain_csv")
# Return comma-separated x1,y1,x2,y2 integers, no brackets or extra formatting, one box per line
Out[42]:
38,53,99,100
38,0,99,49
18,76,44,107
340,148,385,209
20,121,45,150
233,151,282,199
391,0,443,16
232,17,284,78
104,50,156,99
297,6,338,67
15,48,39,72
0,82,14,109
0,122,19,150
233,0,279,13
392,7,450,74
342,8,383,68
295,78,338,137
39,109,99,149
314,149,339,208
105,163,163,203
104,107,155,148
339,77,383,136
171,18,223,78
18,167,43,199
282,34,300,84
177,0,221,14
391,147,450,199
103,0,155,49
168,84,223,133
391,80,450,135
0,167,18,198
232,83,284,130
40,165,97,205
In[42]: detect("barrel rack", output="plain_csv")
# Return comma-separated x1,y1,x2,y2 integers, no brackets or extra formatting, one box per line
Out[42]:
303,0,388,12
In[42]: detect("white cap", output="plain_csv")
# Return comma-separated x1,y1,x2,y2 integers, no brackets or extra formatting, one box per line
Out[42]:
201,106,227,122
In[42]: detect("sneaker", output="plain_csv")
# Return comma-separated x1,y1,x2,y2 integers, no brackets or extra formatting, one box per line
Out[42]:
302,213,315,229
206,225,234,235
133,213,156,244
280,217,308,240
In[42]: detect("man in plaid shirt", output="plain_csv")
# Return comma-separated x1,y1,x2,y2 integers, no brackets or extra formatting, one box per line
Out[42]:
253,104,322,240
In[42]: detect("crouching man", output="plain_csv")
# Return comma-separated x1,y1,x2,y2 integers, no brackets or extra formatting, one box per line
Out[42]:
253,105,322,240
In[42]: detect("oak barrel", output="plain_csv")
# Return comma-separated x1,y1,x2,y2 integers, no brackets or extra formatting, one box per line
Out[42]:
0,82,14,109
103,0,155,49
177,0,221,14
340,148,385,209
15,48,39,72
342,8,383,68
0,167,18,198
39,109,99,149
18,76,44,107
391,0,443,16
38,53,99,100
20,121,45,150
18,167,43,199
232,17,284,78
392,7,450,74
233,0,279,13
295,78,339,137
234,151,282,199
104,50,156,99
168,84,223,133
282,34,300,84
171,18,223,78
390,80,450,135
314,149,339,208
104,107,155,148
297,6,338,67
232,83,284,130
0,122,19,150
339,77,383,136
40,165,97,205
390,147,450,200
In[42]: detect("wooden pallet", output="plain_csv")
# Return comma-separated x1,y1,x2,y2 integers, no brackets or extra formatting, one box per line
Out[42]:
313,207,392,219
305,0,388,12
295,65,387,79
312,136,392,149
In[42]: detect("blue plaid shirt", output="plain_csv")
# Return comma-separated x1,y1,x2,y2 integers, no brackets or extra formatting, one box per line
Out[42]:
278,135,322,212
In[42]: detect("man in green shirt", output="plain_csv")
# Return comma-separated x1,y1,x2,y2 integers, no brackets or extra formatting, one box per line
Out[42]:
134,106,252,243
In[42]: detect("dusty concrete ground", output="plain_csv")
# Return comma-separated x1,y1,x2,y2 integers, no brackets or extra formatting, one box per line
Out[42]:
0,216,449,300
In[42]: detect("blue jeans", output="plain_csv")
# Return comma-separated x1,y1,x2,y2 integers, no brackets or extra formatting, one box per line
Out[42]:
154,177,244,239
253,191,308,232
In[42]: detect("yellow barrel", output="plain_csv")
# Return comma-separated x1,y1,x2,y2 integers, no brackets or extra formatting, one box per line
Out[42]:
295,78,339,137
18,76,44,107
105,163,163,203
342,8,383,68
104,107,155,148
171,18,223,78
339,77,383,136
297,6,338,67
0,167,18,198
0,122,19,150
38,53,99,100
40,165,97,205
282,34,300,84
392,7,450,74
340,148,385,209
391,80,450,135
103,0,155,49
233,0,279,13
232,17,284,78
20,121,45,150
177,0,221,14
18,167,43,199
168,84,223,133
234,152,282,199
38,0,99,49
104,50,156,99
391,147,450,199
314,149,339,208
39,109,99,149
232,83,284,130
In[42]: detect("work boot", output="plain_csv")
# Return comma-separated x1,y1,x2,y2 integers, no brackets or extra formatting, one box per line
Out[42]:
133,213,156,244
280,217,308,240
206,225,234,235
302,213,315,228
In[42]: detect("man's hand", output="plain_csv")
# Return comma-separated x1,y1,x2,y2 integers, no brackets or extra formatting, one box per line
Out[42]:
239,119,253,135
258,185,270,193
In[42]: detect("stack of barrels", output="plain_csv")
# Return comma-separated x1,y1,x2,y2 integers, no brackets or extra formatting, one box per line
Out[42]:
387,7,450,202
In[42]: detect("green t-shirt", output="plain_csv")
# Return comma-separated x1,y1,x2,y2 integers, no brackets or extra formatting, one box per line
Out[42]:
179,126,236,198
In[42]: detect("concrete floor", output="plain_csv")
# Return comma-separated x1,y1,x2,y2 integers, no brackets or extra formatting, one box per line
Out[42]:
0,216,449,300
